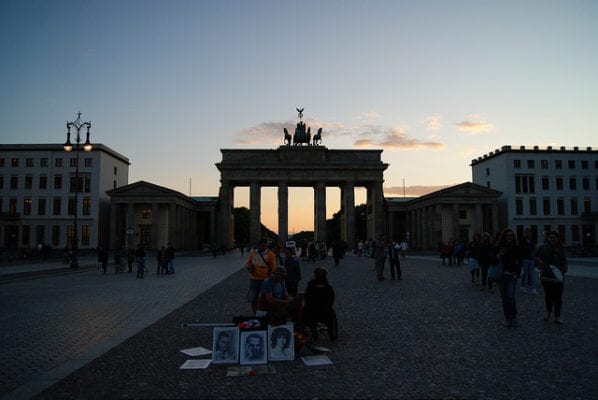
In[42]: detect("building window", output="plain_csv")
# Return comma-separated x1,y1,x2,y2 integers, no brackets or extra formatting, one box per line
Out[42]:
53,198,61,215
68,198,76,216
55,158,63,167
557,199,565,215
24,176,33,189
581,160,589,169
81,225,90,246
514,160,521,169
70,158,77,167
0,176,3,189
114,166,118,175
39,176,47,189
515,199,523,215
558,225,566,244
52,226,60,246
113,180,117,189
0,158,4,167
582,177,590,190
26,158,34,167
541,176,549,190
568,160,575,169
141,208,152,219
459,210,467,219
38,198,46,216
583,198,591,213
22,225,30,246
541,160,548,169
84,176,91,193
10,176,18,189
596,178,598,190
54,175,62,189
555,160,562,169
515,175,535,193
485,168,490,176
570,198,578,215
67,225,74,246
556,177,563,190
529,198,537,215
11,158,19,167
82,198,91,215
36,225,45,245
23,198,32,215
84,158,92,167
595,160,598,169
543,198,551,216
9,198,17,214
69,176,91,193
569,177,577,190
527,160,535,168
571,225,579,242
40,157,48,167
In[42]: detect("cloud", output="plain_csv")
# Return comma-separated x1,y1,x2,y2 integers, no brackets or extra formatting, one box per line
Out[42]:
355,111,382,122
354,126,444,150
384,184,455,197
423,115,442,131
455,115,494,134
234,121,291,146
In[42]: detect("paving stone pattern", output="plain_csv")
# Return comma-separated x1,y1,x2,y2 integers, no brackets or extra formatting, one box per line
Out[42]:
28,254,598,400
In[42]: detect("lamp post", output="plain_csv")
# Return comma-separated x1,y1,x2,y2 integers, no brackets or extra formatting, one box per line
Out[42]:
64,112,92,269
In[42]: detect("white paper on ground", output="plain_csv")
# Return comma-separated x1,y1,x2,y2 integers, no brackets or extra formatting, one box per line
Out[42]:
301,355,333,366
180,359,212,369
180,346,212,356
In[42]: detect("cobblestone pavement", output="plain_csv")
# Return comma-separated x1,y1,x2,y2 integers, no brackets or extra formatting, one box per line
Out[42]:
1,254,246,399
18,253,597,400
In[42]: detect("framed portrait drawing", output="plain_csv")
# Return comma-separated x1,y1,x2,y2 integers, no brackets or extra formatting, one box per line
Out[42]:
268,324,295,361
239,330,268,365
212,327,239,364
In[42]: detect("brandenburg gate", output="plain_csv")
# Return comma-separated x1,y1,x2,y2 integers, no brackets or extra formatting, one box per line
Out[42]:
216,111,388,246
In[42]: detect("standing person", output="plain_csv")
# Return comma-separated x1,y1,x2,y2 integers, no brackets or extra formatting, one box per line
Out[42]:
332,241,344,267
282,246,301,297
98,247,108,275
127,249,134,273
535,231,568,324
245,238,277,315
467,233,482,285
496,228,521,327
166,242,176,274
399,238,408,260
374,234,387,280
135,243,146,279
387,241,402,280
519,228,538,294
156,246,164,275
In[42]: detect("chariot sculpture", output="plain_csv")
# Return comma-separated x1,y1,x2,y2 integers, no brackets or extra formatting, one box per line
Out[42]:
283,108,323,146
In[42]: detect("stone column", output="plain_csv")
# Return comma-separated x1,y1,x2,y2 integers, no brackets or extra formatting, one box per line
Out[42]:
416,208,422,249
314,182,326,242
452,203,460,240
127,202,135,251
250,182,261,246
278,182,288,243
372,180,385,238
109,204,119,250
475,204,483,235
434,204,442,246
218,182,233,248
151,203,159,251
341,181,355,246
422,206,429,249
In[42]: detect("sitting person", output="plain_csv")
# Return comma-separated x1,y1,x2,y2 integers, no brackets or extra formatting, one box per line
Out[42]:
257,266,302,325
303,267,338,341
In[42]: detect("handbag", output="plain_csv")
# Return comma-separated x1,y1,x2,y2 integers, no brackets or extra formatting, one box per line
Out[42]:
540,265,563,283
488,261,504,280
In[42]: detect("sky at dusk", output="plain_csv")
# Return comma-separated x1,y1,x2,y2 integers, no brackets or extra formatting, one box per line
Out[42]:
1,0,597,233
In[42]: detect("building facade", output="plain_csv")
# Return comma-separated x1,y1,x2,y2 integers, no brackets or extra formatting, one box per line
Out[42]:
471,145,598,246
0,144,129,252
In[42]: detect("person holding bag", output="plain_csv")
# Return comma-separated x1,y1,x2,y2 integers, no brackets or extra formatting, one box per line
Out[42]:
535,231,568,324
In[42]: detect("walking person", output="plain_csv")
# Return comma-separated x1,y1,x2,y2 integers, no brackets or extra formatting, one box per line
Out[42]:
374,234,387,280
519,227,538,294
245,238,276,315
467,233,482,285
387,241,402,280
478,232,494,291
282,246,301,297
135,243,146,279
156,245,164,275
332,240,344,267
399,238,408,260
166,242,176,274
496,228,521,327
535,231,568,324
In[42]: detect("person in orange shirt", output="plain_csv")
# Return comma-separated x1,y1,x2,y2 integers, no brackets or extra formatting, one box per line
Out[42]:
245,238,277,315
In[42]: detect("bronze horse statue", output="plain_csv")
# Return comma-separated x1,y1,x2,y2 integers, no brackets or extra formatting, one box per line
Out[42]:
312,128,322,146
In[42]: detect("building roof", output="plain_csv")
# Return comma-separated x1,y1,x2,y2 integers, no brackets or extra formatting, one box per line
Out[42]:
471,145,596,166
0,143,130,165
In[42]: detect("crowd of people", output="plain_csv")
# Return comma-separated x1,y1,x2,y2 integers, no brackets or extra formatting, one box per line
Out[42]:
461,228,568,327
95,242,176,277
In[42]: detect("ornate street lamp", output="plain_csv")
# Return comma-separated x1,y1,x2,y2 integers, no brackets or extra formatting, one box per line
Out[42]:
64,112,92,269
